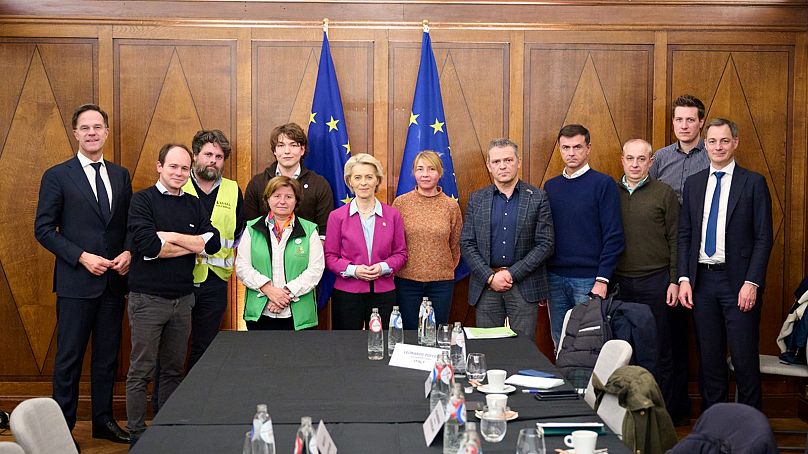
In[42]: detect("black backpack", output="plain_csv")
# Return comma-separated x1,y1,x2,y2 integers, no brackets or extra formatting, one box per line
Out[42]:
555,292,615,388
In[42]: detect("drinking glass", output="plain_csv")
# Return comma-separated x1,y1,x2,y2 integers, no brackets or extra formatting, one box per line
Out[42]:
437,324,452,350
466,353,487,384
479,405,507,442
516,428,546,454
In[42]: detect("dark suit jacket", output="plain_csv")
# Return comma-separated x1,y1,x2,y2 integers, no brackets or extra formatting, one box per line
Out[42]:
35,155,133,299
677,164,773,293
460,180,554,306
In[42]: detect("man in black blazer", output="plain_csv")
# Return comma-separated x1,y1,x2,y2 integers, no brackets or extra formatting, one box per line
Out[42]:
34,104,132,444
677,117,773,409
460,138,554,340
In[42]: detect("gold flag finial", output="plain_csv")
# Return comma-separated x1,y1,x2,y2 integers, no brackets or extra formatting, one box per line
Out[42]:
323,18,329,35
422,20,429,33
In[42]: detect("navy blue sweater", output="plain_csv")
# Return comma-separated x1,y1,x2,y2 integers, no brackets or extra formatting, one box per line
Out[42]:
128,186,220,298
544,169,624,279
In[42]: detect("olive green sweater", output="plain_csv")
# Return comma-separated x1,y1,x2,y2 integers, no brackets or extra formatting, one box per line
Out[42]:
615,178,679,282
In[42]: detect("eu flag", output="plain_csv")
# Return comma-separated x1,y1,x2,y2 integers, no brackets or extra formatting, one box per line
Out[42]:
397,28,468,279
307,30,352,309
307,31,352,208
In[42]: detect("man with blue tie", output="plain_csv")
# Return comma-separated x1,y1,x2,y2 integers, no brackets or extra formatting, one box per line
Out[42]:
677,118,773,409
34,104,132,445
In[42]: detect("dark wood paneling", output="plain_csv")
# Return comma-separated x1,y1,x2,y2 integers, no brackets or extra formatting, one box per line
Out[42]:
115,39,236,192
0,39,96,377
525,44,654,185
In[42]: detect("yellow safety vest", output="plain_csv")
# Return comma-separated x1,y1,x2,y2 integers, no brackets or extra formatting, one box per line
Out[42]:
182,177,239,282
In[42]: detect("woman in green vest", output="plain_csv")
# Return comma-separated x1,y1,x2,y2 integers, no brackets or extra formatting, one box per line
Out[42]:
235,176,324,330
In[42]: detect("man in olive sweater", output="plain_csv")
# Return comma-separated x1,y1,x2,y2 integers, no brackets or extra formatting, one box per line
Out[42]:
614,139,679,411
125,144,220,446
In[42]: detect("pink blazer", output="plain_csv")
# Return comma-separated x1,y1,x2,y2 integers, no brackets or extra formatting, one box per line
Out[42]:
324,202,408,293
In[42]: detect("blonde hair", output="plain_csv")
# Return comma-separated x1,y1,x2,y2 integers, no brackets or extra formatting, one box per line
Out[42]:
343,153,384,188
412,150,444,178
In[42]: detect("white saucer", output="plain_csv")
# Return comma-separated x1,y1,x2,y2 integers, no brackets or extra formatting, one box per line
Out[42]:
477,384,516,394
474,409,519,421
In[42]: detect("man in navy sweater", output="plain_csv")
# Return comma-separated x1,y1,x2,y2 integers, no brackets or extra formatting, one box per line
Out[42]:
544,124,625,347
125,143,220,446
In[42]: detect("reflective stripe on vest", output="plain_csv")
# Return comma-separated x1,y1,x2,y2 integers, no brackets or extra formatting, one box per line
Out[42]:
182,177,239,282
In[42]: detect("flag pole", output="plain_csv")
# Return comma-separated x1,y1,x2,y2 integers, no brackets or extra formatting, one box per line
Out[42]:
422,19,429,33
323,18,329,36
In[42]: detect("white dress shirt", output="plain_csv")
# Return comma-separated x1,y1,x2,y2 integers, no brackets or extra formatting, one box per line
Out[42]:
562,163,590,179
76,152,112,210
235,217,325,319
699,161,735,264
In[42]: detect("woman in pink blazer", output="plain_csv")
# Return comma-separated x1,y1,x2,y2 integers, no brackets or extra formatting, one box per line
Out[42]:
325,153,408,329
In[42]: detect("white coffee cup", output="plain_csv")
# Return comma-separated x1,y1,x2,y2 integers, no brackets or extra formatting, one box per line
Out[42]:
486,369,507,391
485,393,508,413
563,430,598,454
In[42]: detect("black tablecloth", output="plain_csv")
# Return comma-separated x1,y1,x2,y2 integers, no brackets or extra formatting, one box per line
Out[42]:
133,420,629,454
139,330,631,453
153,331,594,426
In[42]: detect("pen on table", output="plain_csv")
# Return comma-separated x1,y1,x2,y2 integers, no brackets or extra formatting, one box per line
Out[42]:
522,389,542,394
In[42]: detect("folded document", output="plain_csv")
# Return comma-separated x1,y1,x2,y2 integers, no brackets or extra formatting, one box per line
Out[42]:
505,374,565,389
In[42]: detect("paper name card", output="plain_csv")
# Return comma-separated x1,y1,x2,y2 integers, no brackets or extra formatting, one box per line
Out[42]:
316,420,337,454
422,400,447,446
388,343,442,371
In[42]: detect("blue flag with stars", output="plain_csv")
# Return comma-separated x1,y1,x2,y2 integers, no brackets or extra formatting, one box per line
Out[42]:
307,31,352,309
397,29,468,280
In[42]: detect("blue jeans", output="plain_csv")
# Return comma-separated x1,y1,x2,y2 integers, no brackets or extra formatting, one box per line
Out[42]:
394,277,455,330
547,272,595,347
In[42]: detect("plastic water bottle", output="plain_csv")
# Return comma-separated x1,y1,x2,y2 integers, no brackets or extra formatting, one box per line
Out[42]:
424,301,437,347
451,322,467,375
457,421,482,454
443,383,466,454
250,404,275,454
293,416,318,454
368,308,384,360
429,353,449,412
417,297,428,345
388,306,403,355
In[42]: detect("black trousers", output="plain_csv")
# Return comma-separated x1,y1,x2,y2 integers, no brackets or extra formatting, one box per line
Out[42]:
693,267,762,409
331,287,396,330
615,269,674,411
666,303,693,421
188,274,228,370
53,286,124,428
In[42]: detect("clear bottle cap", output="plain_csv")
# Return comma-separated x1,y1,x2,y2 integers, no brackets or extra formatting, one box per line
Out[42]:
256,404,267,412
393,305,399,311
301,416,312,425
372,308,379,313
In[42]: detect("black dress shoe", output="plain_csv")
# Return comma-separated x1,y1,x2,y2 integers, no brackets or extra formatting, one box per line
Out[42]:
92,419,131,444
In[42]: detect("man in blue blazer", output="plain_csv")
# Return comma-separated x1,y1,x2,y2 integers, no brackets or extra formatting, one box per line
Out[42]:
460,138,554,340
34,104,132,444
677,118,773,409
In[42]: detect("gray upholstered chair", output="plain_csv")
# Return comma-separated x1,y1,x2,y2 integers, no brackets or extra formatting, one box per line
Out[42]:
10,397,78,454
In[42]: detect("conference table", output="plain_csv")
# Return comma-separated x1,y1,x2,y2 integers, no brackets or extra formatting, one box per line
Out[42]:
132,330,632,453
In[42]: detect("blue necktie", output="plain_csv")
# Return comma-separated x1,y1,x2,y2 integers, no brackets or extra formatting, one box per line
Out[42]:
90,162,111,222
704,171,725,257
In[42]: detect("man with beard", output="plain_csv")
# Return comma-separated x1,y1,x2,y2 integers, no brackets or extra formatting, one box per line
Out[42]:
182,129,245,369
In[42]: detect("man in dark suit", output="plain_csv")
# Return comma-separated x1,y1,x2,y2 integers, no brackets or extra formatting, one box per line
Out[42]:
677,117,773,409
460,138,554,340
34,104,132,444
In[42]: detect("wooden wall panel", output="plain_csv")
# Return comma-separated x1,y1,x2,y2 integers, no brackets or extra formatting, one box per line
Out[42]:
525,44,654,185
669,46,792,354
251,41,373,177
115,39,237,192
0,39,96,376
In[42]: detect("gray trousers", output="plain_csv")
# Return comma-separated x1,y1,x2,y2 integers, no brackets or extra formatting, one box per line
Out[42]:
126,292,194,438
475,286,538,340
